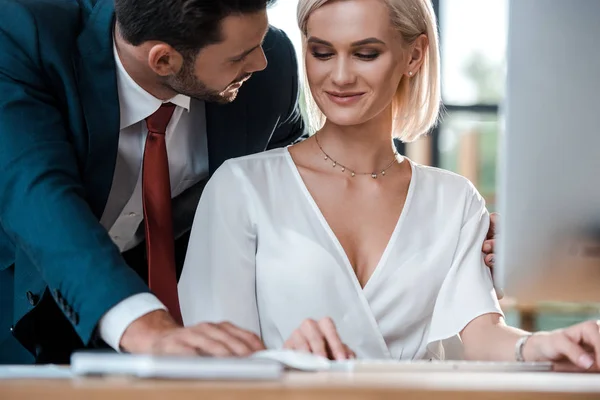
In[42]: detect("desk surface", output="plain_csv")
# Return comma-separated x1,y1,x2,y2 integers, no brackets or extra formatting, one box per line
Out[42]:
2,371,600,400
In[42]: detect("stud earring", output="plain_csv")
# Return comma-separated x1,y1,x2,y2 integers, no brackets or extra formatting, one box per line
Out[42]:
408,71,413,76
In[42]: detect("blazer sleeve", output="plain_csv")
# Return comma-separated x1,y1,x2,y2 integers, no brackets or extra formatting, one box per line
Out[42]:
178,161,261,337
0,2,149,345
266,28,306,149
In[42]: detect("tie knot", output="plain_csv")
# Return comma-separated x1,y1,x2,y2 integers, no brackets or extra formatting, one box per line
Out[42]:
146,103,176,134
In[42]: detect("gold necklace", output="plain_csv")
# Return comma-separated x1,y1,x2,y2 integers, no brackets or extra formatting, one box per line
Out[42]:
314,133,399,179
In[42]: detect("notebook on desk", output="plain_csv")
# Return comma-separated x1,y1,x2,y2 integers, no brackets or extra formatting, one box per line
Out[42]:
70,349,553,379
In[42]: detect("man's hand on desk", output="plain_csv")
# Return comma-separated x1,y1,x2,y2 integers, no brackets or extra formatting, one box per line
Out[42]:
119,310,265,356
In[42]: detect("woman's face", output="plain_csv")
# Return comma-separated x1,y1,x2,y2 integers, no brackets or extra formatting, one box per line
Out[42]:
305,0,412,127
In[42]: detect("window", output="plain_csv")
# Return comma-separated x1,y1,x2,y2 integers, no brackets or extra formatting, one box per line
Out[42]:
432,0,508,211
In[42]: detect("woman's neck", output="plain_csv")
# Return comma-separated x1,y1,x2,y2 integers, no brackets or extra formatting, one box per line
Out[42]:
316,108,397,174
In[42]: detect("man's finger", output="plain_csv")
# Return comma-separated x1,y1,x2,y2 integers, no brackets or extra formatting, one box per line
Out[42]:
218,322,265,351
482,239,495,254
484,253,495,268
176,329,234,357
152,336,198,357
487,213,499,239
318,317,346,360
194,323,254,356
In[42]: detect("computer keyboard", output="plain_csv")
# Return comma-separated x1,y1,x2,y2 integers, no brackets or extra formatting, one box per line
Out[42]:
332,359,553,372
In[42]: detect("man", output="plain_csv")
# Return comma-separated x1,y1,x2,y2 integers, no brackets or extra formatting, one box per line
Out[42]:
0,0,499,364
0,0,303,364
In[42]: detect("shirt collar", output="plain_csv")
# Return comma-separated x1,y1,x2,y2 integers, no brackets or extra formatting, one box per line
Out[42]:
113,41,191,130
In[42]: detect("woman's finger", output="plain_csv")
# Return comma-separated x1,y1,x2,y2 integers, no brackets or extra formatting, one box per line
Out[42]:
301,319,328,358
284,329,311,353
318,317,346,360
344,344,356,359
575,320,600,368
552,333,595,370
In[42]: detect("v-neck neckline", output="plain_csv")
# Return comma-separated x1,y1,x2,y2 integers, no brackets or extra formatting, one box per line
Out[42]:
283,146,417,293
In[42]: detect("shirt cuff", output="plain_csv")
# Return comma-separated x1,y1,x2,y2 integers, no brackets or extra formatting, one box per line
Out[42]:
98,293,167,351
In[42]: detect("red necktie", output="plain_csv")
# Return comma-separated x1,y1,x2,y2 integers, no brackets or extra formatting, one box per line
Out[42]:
143,103,182,324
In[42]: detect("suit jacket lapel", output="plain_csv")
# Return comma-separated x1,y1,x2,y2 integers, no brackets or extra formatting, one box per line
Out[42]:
204,95,248,175
72,0,120,219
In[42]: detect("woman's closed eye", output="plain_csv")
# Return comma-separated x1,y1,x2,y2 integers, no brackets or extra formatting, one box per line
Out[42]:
355,52,379,60
311,50,335,60
310,50,381,61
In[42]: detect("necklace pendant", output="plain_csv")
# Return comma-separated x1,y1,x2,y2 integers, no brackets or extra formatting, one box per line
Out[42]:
341,167,345,172
324,156,328,160
332,161,337,167
381,170,386,176
371,173,378,179
351,172,356,177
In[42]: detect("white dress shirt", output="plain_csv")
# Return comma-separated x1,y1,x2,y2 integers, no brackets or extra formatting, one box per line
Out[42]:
179,148,503,360
98,43,209,350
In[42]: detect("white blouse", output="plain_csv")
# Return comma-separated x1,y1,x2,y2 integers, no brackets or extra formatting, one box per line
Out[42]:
178,147,502,360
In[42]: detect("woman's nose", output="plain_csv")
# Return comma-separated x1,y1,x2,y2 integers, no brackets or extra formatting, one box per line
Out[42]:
330,57,357,86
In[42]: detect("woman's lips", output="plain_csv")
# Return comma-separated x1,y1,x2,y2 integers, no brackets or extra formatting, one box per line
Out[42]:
325,91,365,105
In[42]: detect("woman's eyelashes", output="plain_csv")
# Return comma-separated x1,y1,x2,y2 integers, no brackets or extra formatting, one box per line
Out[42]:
355,52,379,60
309,48,380,61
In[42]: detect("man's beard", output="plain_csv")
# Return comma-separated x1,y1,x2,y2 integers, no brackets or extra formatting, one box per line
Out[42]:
166,57,250,104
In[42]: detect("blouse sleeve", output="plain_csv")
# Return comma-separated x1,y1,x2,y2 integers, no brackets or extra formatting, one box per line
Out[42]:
178,161,261,337
427,183,503,344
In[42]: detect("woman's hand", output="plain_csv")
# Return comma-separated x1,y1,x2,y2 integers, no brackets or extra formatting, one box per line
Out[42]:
283,317,355,360
524,320,600,371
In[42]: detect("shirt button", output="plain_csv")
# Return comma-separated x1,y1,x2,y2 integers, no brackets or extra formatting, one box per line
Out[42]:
128,212,137,217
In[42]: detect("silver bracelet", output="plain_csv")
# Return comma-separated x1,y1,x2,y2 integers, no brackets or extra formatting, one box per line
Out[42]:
515,333,533,362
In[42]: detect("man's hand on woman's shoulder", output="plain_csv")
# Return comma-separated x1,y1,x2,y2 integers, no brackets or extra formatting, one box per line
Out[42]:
483,212,498,270
482,212,504,299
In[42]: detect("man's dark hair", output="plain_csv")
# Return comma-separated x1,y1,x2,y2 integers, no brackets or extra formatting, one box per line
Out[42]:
115,0,277,55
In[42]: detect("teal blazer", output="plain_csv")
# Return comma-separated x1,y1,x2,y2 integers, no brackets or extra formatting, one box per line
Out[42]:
0,0,303,363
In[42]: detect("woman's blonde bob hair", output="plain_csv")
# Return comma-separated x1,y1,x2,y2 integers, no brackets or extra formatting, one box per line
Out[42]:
297,0,441,142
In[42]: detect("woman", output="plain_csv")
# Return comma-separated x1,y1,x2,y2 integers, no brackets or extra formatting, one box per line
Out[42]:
179,0,600,369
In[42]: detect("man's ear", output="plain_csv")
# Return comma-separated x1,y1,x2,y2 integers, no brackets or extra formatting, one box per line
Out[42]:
147,43,183,77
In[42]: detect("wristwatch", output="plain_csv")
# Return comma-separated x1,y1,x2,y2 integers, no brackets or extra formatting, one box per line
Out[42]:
515,333,533,362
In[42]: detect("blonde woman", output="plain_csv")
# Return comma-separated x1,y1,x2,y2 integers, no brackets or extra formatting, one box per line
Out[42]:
179,0,600,369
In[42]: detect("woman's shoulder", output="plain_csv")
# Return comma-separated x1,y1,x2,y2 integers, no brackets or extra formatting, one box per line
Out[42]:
410,160,485,207
211,147,292,185
411,161,476,189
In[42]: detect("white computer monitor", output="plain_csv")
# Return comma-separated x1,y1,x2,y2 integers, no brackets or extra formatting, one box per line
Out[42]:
496,0,600,303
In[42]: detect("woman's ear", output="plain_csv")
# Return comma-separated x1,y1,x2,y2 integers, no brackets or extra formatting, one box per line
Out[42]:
406,34,428,77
